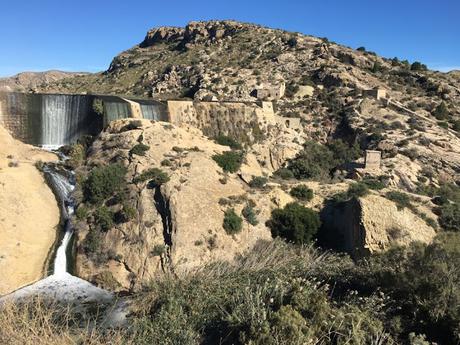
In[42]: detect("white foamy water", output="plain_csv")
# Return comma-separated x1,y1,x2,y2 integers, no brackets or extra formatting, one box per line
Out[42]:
41,94,91,148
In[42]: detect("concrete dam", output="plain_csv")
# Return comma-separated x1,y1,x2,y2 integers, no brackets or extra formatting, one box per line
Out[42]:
0,91,278,148
0,92,167,148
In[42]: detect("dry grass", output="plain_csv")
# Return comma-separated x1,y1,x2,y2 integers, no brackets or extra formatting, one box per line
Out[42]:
0,298,131,345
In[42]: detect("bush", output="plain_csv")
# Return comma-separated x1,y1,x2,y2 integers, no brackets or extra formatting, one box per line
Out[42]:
326,139,362,166
212,151,243,173
438,203,460,231
267,202,320,244
82,229,102,254
362,177,386,190
275,168,295,180
130,143,150,156
290,185,313,201
133,168,170,186
357,46,366,52
287,141,335,180
432,102,449,120
347,182,369,199
386,191,412,210
83,164,127,204
242,204,258,226
248,176,268,188
223,208,243,235
94,206,114,232
411,61,428,71
214,134,242,150
75,205,89,221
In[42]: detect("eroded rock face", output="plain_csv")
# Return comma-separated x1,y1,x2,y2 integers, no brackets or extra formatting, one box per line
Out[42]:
321,194,436,258
74,119,276,291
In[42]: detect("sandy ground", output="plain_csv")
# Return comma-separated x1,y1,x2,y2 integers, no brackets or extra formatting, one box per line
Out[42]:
0,126,59,295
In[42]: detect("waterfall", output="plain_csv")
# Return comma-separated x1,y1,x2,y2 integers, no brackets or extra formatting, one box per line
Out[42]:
41,95,91,150
43,166,75,275
140,103,162,120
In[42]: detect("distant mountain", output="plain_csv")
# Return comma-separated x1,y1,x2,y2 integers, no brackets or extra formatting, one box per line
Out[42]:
0,70,88,92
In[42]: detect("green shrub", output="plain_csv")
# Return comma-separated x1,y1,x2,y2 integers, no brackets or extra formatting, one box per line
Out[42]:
242,204,259,226
326,139,362,165
287,141,335,180
130,143,150,156
410,61,428,71
362,177,386,190
290,185,313,201
357,46,366,52
275,168,295,180
386,191,412,210
432,102,449,120
83,229,102,254
347,182,369,199
214,134,242,150
83,163,127,204
94,206,114,232
133,168,170,186
212,151,243,173
223,208,243,235
267,202,320,244
75,205,89,221
161,159,173,167
438,203,460,231
249,176,268,189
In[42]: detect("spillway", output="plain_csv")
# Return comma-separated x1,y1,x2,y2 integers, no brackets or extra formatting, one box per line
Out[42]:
0,92,102,148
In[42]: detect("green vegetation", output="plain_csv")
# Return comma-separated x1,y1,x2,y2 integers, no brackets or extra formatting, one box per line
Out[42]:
432,101,449,120
287,140,361,180
248,176,267,188
212,151,243,173
242,204,258,226
289,185,313,201
83,163,127,204
223,208,243,235
438,203,460,231
268,202,320,244
410,61,428,71
274,168,295,180
214,134,242,150
94,206,114,232
130,143,150,156
386,191,412,210
133,168,170,187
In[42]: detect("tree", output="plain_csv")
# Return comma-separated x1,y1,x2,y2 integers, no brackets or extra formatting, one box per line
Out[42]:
267,202,320,244
411,61,428,71
83,163,127,204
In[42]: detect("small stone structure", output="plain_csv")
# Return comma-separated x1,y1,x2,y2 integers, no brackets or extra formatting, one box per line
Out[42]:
252,83,286,100
277,116,301,130
363,87,386,100
364,150,381,170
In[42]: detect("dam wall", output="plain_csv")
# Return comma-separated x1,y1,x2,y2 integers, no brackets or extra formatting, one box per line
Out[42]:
0,91,278,148
0,92,102,148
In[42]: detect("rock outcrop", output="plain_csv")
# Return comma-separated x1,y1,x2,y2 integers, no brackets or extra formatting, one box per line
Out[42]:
321,193,436,258
74,119,279,291
0,126,59,294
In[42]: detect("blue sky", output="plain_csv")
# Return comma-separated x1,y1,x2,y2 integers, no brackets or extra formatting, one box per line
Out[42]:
0,0,458,77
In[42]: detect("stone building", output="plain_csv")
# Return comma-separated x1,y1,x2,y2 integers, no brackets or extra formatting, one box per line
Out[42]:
363,87,386,100
252,83,286,100
364,150,382,170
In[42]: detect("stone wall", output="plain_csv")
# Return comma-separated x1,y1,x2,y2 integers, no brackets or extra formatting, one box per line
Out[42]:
167,100,277,143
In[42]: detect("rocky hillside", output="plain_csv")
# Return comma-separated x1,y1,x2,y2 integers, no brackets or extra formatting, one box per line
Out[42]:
0,70,87,92
39,21,460,187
